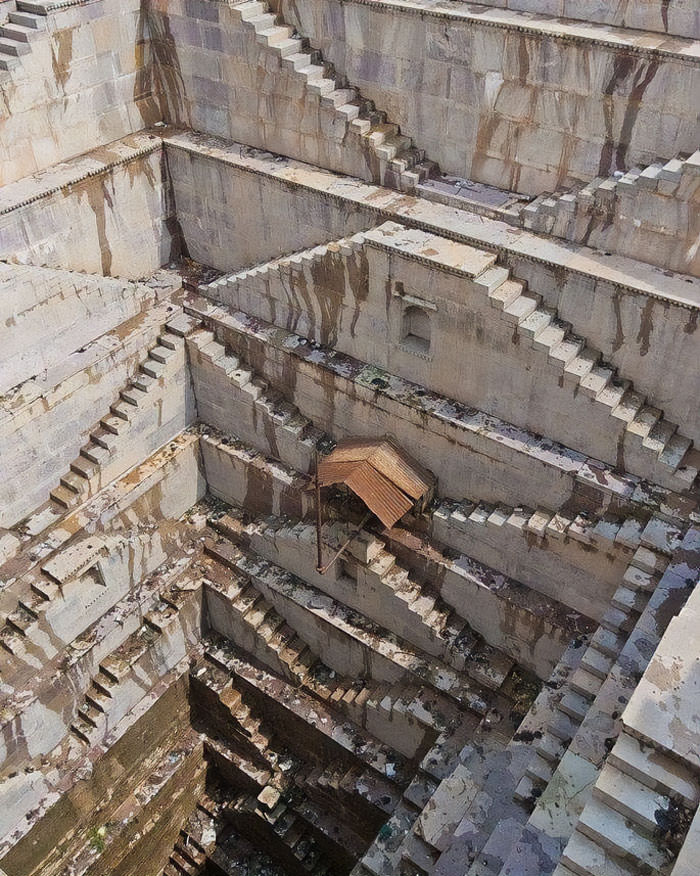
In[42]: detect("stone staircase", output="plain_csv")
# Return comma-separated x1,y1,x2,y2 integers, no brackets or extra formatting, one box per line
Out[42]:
210,511,517,693
230,0,436,191
485,535,693,875
515,151,700,238
0,532,119,656
196,223,699,491
203,541,321,687
433,498,684,574
200,230,369,316
70,576,201,744
475,261,699,491
187,325,328,473
161,795,220,876
553,732,700,876
47,314,196,513
224,787,337,875
202,532,497,718
0,4,45,74
200,639,412,795
351,641,580,876
203,527,487,770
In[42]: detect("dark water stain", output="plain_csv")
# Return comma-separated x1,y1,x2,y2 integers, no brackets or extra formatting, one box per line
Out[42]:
263,413,280,460
684,310,699,335
599,55,659,176
51,26,76,90
612,291,625,353
134,4,187,126
347,248,369,339
517,36,530,86
310,252,344,347
77,178,116,275
661,0,670,32
294,271,317,341
161,149,188,264
636,298,655,357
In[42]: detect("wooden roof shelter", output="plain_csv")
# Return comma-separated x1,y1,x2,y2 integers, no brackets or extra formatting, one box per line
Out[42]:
316,437,435,529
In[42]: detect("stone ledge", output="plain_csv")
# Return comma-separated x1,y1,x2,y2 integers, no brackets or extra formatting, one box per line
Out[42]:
337,0,700,65
0,130,167,217
165,131,700,312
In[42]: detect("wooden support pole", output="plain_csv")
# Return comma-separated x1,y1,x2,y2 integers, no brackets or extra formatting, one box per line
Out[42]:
315,451,323,572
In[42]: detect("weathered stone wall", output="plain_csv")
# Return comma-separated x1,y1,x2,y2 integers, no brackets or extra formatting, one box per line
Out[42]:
0,0,161,185
0,304,195,529
172,140,700,453
275,0,700,194
146,0,376,181
166,140,374,270
443,0,700,40
0,141,176,279
0,264,165,394
520,156,700,277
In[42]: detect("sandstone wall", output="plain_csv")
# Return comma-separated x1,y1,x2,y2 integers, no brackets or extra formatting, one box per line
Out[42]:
443,0,700,40
172,141,700,454
0,305,195,529
0,0,161,185
275,0,700,195
0,143,176,279
146,0,377,182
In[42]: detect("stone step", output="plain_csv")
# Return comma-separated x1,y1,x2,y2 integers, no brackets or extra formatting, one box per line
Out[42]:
561,830,639,876
608,733,700,808
8,11,47,29
0,36,31,56
577,797,672,871
593,764,671,833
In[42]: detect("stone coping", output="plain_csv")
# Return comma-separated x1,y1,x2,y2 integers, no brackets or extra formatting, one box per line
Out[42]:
336,0,700,64
166,131,700,312
363,221,497,279
0,130,166,216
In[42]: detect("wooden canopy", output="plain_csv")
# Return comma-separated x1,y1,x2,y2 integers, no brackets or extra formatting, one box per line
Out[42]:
316,438,434,529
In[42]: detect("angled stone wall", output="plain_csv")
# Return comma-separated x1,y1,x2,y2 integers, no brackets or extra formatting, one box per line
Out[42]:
0,137,177,279
0,0,161,185
276,0,700,195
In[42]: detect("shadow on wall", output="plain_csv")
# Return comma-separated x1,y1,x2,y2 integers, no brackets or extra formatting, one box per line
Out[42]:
135,0,188,127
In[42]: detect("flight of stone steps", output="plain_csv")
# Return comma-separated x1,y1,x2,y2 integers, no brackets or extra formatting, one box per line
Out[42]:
200,230,369,308
389,528,680,876
202,525,491,765
433,497,684,559
371,644,581,876
554,731,700,876
161,795,220,876
44,313,197,515
0,4,45,74
70,576,201,744
225,788,338,875
488,538,692,876
230,0,436,191
513,150,700,237
197,640,414,853
188,326,328,472
202,531,500,719
209,510,516,693
0,532,117,655
478,259,699,489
